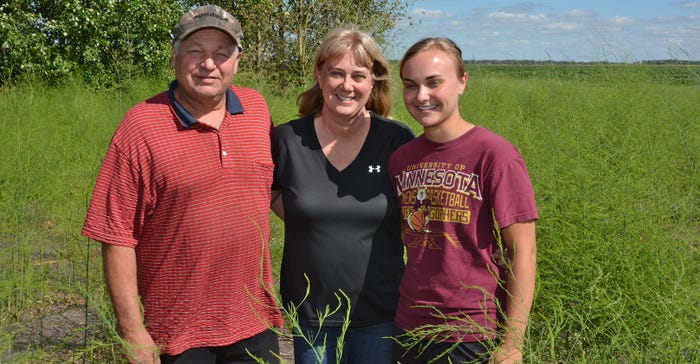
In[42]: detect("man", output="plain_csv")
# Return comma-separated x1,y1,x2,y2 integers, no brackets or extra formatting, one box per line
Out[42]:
82,5,283,363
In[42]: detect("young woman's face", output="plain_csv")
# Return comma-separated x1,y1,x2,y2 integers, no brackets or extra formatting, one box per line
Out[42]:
317,52,374,120
401,49,466,130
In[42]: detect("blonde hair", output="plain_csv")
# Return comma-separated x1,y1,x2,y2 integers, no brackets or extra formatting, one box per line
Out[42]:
400,37,466,80
297,27,392,117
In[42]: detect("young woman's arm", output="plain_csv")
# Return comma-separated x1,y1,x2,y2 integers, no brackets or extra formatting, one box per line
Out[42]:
492,220,537,364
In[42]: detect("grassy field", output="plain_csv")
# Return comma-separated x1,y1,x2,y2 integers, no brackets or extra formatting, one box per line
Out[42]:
1,63,698,363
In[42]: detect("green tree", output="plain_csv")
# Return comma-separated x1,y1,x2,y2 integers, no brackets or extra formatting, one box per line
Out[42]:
0,0,186,86
219,0,412,90
0,0,412,88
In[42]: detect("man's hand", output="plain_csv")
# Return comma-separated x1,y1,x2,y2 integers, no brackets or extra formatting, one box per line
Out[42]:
123,328,160,364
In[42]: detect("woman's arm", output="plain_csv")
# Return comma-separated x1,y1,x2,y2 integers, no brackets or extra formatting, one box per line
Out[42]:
270,189,284,220
492,220,537,364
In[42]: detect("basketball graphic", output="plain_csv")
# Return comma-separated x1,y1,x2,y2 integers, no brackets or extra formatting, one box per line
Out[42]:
408,210,427,232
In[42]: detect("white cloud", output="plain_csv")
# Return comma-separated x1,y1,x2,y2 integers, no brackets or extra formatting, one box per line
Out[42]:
646,25,675,36
545,22,582,31
562,9,594,18
411,8,452,19
487,12,547,22
608,16,633,25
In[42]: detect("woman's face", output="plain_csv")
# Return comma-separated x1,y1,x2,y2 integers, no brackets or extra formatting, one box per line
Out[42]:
401,49,467,131
317,52,374,120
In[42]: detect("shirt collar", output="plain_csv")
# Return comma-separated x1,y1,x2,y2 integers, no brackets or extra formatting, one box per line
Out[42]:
168,80,243,128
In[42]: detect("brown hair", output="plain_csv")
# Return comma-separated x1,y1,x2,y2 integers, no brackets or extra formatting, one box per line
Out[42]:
399,37,466,80
297,27,392,117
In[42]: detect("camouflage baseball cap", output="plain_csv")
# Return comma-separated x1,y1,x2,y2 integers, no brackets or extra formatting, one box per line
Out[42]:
172,5,243,49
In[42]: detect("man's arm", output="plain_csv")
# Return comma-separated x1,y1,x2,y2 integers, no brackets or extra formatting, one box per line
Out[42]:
492,221,537,364
102,244,160,364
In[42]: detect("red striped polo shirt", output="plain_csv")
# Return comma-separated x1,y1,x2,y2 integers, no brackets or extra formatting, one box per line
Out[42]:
82,83,283,355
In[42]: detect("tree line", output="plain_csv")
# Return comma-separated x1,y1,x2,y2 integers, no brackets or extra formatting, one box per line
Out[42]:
0,0,410,88
465,59,700,65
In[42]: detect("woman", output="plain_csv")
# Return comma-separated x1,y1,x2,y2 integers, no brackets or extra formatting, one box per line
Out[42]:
271,28,414,364
388,37,539,364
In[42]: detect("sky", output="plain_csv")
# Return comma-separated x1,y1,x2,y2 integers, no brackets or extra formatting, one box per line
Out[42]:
389,1,700,62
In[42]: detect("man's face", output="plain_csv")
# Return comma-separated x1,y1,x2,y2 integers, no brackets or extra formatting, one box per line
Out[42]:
172,28,241,102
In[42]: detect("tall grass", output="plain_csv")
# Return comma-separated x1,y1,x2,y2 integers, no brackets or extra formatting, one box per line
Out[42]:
0,78,175,362
460,64,700,362
0,64,698,362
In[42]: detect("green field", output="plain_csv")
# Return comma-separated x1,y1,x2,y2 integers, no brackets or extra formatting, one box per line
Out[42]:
1,64,698,363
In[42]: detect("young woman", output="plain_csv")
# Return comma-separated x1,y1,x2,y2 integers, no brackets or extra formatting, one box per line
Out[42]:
271,27,414,364
388,37,539,364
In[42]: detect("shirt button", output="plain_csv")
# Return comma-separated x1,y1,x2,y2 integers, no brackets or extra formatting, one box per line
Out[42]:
222,151,228,156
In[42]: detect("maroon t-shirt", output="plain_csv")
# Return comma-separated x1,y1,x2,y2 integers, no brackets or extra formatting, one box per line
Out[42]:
388,126,539,342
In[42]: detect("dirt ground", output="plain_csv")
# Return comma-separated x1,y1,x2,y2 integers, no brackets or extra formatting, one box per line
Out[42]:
5,304,296,363
4,305,102,363
278,335,295,363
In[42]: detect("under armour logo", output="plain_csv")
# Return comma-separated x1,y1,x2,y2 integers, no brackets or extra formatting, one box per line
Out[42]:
368,165,381,173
